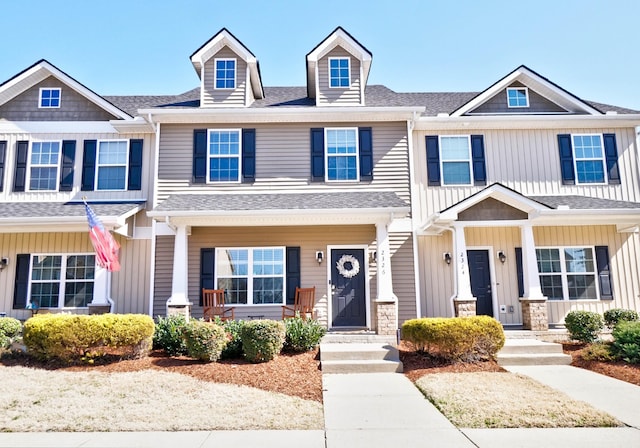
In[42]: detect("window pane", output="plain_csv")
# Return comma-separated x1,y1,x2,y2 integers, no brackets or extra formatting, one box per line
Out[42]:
98,141,127,164
442,162,471,185
66,255,95,280
253,277,283,304
32,256,62,281
31,282,59,308
326,129,356,154
329,58,349,87
218,249,248,276
97,166,126,190
564,248,594,273
327,155,357,181
30,167,58,190
208,130,240,182
215,59,235,89
567,275,597,300
536,249,561,273
64,282,93,307
218,278,247,304
576,161,605,183
540,275,564,300
253,248,284,276
440,137,470,160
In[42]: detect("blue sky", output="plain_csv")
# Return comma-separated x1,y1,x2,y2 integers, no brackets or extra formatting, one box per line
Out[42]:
2,0,639,109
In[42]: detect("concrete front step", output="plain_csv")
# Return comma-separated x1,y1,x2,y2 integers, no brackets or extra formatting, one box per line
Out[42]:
321,359,403,374
321,333,397,345
497,339,572,366
320,343,399,361
319,338,403,373
499,339,566,355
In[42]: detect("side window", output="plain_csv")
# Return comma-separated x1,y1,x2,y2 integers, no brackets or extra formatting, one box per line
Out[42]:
215,58,236,89
557,133,619,185
39,88,61,108
329,57,350,88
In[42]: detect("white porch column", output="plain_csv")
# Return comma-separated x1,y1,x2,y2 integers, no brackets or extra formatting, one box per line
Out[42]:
520,224,545,299
375,221,396,302
89,267,114,313
452,223,474,300
167,224,190,306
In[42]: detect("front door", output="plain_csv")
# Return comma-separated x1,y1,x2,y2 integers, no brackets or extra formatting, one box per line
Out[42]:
331,248,366,327
467,250,494,317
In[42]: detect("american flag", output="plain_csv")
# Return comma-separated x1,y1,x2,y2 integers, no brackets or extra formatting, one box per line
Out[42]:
84,202,121,272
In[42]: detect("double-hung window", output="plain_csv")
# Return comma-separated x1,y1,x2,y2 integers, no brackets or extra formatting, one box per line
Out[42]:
440,136,472,185
325,128,358,181
536,247,598,300
572,134,606,184
215,58,236,89
29,141,60,191
329,57,350,88
208,129,241,182
216,247,285,305
39,88,61,108
506,87,529,108
96,140,128,190
28,254,95,309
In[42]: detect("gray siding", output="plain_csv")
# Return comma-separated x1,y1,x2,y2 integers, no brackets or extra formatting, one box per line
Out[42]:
153,235,175,317
317,47,362,105
202,47,248,107
470,82,568,114
0,76,117,121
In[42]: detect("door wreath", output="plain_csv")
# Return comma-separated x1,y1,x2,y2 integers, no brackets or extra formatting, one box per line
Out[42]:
336,254,360,278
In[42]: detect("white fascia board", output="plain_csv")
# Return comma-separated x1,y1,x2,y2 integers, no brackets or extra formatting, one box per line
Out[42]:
190,30,254,75
110,118,156,134
0,121,118,134
0,215,123,230
148,206,410,219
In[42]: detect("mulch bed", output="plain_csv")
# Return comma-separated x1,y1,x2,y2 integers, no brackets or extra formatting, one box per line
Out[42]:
562,342,640,386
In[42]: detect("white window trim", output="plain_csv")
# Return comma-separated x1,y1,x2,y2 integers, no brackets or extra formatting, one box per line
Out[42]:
207,128,242,184
38,87,61,109
506,87,529,108
439,135,473,186
536,245,600,301
214,58,237,90
95,139,129,191
324,127,360,182
214,246,287,306
572,133,607,185
26,140,62,192
27,253,96,309
328,57,351,88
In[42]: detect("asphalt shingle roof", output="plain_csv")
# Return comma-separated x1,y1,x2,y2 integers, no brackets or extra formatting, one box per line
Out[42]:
0,202,144,219
528,195,640,210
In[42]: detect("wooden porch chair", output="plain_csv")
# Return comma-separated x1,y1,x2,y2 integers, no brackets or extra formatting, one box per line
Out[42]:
202,288,235,321
282,286,316,320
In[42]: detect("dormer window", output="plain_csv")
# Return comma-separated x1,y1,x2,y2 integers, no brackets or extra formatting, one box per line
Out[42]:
506,87,529,108
39,88,61,108
329,57,350,88
215,58,236,89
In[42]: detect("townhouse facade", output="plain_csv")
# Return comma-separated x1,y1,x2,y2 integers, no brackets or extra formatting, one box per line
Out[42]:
1,27,639,333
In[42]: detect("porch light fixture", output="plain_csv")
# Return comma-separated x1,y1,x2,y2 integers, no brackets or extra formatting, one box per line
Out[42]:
497,251,507,264
443,252,452,265
315,251,324,264
0,258,7,271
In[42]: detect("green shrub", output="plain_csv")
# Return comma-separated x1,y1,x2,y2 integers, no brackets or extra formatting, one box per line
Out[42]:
0,317,22,349
284,317,326,352
582,341,616,362
564,311,604,343
215,318,244,359
611,321,640,364
23,314,154,362
402,316,505,362
604,309,639,329
240,319,285,363
153,314,189,356
182,320,227,362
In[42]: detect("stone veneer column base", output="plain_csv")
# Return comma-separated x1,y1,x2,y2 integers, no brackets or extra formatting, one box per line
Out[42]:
375,301,397,336
519,298,548,331
453,299,477,317
167,303,192,321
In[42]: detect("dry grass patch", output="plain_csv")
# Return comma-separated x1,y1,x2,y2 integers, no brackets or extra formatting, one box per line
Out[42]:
416,372,621,428
0,366,322,432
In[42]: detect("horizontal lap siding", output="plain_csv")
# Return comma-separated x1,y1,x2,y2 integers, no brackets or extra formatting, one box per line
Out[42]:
389,232,417,323
317,47,362,105
202,47,247,107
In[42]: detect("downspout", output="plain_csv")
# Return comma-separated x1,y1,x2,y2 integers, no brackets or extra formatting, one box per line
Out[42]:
407,113,423,317
147,116,161,318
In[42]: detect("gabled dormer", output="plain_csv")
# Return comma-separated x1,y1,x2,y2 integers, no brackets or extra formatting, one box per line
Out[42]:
450,65,603,116
190,28,264,108
306,27,372,107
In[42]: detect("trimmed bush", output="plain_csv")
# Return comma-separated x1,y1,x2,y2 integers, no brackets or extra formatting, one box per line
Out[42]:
0,317,22,349
564,311,604,343
611,321,640,364
604,309,639,329
153,314,189,356
23,314,154,362
402,316,505,362
240,319,285,363
215,318,244,359
182,320,227,362
582,341,616,362
284,316,326,352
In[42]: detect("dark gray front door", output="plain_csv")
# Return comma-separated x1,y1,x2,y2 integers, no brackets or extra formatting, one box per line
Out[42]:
468,249,494,316
331,248,366,327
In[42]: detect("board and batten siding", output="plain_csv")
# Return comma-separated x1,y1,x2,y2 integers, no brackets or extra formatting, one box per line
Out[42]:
417,225,640,326
413,127,640,223
153,235,174,317
317,47,362,105
201,47,248,107
110,234,151,315
157,122,410,204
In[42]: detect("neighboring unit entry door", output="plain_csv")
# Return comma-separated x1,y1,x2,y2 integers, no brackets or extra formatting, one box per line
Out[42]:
330,249,366,327
467,249,494,317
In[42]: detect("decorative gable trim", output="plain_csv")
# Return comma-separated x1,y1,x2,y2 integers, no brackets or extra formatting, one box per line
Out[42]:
450,65,603,117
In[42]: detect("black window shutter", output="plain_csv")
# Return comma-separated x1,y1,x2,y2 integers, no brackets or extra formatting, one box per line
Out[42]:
557,134,575,185
310,128,324,181
81,140,97,191
595,246,613,300
242,128,256,182
470,135,487,186
13,141,28,192
603,133,621,185
128,139,143,191
193,129,207,184
286,247,301,305
426,136,440,186
0,141,6,192
515,247,524,297
59,140,76,192
359,127,373,181
13,254,30,309
200,248,215,306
